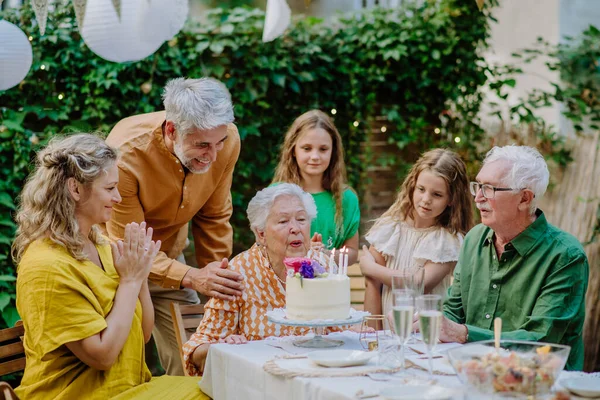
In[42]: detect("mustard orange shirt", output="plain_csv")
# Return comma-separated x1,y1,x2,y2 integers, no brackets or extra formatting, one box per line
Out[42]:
103,111,241,289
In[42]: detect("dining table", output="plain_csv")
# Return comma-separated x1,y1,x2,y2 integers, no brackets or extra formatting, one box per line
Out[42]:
198,331,599,400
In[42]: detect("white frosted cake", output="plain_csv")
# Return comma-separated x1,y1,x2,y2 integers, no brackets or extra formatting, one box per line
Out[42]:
283,254,351,321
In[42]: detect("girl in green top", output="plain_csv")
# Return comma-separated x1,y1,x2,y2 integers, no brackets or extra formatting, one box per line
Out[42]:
272,110,360,265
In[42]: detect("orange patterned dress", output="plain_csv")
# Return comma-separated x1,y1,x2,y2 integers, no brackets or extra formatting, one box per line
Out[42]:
182,244,313,376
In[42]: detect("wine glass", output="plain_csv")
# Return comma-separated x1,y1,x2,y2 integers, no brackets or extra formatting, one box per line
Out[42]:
392,289,415,371
416,294,442,378
392,266,424,343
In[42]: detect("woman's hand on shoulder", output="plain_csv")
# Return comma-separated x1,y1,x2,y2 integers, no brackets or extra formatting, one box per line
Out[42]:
110,222,161,284
219,334,248,345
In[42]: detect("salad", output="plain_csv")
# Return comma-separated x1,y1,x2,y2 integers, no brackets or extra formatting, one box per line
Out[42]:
455,345,564,395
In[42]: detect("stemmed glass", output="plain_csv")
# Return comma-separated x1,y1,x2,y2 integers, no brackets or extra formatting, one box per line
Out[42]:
392,289,415,371
416,294,442,378
391,265,424,343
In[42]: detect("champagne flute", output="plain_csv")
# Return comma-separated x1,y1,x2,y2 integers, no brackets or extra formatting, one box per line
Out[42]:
416,294,442,378
392,289,415,371
392,266,425,343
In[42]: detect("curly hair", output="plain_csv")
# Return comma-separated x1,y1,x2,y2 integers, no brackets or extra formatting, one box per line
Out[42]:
370,148,473,235
272,110,348,234
12,134,118,264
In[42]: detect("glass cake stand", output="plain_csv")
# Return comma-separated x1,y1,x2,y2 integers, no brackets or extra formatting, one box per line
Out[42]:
266,308,369,348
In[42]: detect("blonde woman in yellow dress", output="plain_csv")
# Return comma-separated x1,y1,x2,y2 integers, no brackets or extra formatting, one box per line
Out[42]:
12,134,204,399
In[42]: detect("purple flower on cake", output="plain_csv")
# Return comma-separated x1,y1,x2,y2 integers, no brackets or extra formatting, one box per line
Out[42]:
311,260,325,275
299,260,314,279
284,257,326,279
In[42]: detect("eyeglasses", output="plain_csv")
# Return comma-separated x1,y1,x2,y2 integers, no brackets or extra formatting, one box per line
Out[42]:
469,182,521,199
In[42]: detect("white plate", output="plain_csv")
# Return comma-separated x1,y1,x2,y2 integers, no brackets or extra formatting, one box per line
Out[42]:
562,377,600,398
380,385,453,400
307,349,376,367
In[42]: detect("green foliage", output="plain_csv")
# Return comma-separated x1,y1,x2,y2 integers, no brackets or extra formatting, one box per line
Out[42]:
4,0,573,336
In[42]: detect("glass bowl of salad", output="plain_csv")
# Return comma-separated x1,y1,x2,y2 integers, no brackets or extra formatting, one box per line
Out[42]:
447,340,570,397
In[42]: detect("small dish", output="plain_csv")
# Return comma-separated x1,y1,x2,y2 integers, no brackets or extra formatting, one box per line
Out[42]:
380,385,453,400
561,376,600,398
307,349,375,368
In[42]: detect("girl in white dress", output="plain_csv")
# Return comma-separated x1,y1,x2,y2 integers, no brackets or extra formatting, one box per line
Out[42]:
360,149,473,316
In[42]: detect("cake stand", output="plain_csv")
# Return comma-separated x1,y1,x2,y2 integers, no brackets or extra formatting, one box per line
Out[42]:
266,308,370,348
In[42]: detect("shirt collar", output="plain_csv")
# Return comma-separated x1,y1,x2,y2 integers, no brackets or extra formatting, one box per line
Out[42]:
482,209,548,256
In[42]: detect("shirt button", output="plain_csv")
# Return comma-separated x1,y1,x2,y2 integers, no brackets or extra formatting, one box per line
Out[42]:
179,169,182,172
485,314,491,319
170,286,176,289
493,255,496,260
492,284,498,289
180,205,184,209
184,186,187,190
176,160,180,164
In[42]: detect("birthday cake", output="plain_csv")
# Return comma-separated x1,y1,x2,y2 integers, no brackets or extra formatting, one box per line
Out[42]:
284,257,351,321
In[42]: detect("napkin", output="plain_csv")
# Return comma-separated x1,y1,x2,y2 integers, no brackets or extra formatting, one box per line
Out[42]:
406,354,456,375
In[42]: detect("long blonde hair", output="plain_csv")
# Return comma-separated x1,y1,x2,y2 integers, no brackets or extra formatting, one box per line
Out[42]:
272,110,348,233
12,134,118,264
370,149,473,235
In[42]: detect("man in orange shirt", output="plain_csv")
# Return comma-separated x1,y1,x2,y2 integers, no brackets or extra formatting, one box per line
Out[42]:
104,77,244,375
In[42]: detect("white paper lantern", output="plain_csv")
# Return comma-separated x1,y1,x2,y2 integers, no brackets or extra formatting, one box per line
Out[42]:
81,0,165,63
0,20,33,91
262,0,291,43
137,0,189,43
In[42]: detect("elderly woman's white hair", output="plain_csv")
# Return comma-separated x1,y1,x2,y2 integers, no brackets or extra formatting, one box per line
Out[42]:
162,77,234,135
483,145,549,215
247,183,317,241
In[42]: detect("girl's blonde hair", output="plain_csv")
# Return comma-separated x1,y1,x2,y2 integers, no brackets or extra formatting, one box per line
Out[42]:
272,110,348,233
371,149,473,235
12,134,118,264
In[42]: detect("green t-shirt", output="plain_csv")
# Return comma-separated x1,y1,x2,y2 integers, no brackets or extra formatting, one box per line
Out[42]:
311,188,360,249
444,210,588,371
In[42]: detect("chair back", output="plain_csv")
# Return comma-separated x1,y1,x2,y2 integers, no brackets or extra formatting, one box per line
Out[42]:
170,303,204,376
0,321,25,377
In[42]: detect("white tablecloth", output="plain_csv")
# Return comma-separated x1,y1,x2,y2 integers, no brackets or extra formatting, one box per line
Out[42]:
198,331,598,400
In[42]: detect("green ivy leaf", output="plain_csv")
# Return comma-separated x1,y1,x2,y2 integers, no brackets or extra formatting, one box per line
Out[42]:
0,193,15,210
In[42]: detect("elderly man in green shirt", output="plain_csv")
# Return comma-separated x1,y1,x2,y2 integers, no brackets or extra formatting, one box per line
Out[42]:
439,145,588,370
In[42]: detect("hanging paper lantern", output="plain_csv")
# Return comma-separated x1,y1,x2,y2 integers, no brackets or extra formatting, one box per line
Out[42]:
81,0,165,63
0,20,33,91
137,0,188,43
262,0,291,43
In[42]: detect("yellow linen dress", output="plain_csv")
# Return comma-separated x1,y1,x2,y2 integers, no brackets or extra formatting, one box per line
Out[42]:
15,238,206,400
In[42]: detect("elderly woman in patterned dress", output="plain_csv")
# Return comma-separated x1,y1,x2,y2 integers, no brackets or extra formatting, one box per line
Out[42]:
183,183,323,375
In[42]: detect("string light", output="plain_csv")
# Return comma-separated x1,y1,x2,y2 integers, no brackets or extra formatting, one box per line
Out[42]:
58,93,64,100
454,137,461,143
331,109,337,115
28,36,33,41
434,128,441,134
381,126,387,133
353,121,359,127
40,64,46,70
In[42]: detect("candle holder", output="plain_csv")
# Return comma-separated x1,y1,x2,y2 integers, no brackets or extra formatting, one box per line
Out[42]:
359,315,392,351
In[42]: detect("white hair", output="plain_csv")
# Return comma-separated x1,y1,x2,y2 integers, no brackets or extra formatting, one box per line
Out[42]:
247,183,317,241
483,145,549,215
162,77,234,135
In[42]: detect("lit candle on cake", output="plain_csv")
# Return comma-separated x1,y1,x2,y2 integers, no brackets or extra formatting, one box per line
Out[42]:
343,247,349,276
339,246,346,275
330,248,336,275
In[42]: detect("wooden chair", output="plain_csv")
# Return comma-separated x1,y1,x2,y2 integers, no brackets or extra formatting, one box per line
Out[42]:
170,303,205,376
0,321,25,400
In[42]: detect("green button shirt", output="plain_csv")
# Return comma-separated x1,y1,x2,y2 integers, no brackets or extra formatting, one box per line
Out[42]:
444,210,588,370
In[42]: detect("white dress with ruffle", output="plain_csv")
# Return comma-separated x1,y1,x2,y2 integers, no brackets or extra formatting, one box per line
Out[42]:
365,220,463,316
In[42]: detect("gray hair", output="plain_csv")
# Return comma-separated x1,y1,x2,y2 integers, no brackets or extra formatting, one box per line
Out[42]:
162,77,234,135
247,183,317,241
483,145,549,215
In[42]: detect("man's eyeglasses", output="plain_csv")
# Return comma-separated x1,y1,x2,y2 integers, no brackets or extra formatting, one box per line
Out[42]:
469,182,522,199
